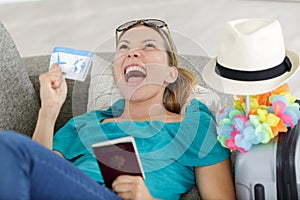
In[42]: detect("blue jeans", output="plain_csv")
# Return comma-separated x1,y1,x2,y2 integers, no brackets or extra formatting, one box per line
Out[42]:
0,130,120,200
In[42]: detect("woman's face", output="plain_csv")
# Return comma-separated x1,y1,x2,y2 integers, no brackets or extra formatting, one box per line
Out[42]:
113,26,177,102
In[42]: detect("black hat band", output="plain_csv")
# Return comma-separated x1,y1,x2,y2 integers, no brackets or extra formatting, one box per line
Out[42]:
215,56,292,81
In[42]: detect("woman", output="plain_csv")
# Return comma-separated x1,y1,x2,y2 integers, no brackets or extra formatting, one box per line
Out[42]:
0,19,235,199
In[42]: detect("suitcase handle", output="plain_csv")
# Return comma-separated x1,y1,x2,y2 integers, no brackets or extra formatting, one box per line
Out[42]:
276,120,299,200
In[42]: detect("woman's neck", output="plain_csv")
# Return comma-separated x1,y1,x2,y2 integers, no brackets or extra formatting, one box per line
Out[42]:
120,100,166,121
118,98,182,122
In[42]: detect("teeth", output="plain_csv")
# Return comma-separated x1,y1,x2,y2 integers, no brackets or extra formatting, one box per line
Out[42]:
125,66,146,75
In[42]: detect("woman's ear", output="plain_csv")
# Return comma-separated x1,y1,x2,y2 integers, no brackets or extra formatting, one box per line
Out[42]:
164,66,178,84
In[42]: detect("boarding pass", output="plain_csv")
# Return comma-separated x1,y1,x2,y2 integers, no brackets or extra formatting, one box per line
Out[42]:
49,46,94,81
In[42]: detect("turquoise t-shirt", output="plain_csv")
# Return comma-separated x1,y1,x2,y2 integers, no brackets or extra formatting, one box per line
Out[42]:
53,99,230,199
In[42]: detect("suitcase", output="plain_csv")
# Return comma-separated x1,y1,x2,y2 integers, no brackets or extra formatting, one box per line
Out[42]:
234,119,300,200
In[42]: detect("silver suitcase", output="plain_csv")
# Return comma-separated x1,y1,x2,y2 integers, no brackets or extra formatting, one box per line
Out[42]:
235,120,300,200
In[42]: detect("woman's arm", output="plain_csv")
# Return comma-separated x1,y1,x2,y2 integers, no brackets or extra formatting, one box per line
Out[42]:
195,158,236,200
32,64,67,150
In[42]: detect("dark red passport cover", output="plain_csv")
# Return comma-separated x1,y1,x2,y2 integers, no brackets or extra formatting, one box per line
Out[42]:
92,136,145,189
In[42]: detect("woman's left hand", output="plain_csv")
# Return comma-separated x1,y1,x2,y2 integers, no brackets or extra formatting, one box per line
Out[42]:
112,175,156,200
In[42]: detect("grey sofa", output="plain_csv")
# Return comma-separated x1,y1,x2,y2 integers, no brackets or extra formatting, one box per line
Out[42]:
22,54,204,200
0,21,232,199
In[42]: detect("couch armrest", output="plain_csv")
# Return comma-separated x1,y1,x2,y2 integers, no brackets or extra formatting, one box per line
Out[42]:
180,185,201,200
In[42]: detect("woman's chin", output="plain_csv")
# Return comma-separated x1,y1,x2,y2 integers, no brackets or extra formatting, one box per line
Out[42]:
121,85,155,102
121,89,147,102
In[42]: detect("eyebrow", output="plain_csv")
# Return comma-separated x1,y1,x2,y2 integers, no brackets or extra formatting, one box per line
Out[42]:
118,39,158,44
118,39,130,44
143,39,158,43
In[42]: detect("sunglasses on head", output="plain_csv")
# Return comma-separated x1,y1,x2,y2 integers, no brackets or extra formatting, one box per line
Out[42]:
115,19,177,66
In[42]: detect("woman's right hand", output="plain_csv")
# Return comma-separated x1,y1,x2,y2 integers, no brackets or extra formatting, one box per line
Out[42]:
39,64,67,114
32,64,67,150
32,64,67,148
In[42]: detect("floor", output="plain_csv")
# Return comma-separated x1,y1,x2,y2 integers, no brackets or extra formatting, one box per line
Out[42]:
0,0,299,96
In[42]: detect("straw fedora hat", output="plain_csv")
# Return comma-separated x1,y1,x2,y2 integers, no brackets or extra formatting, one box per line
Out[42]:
202,18,299,95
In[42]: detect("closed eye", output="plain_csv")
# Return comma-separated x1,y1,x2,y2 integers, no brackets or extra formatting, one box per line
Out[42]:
118,44,129,51
117,40,130,51
144,43,157,49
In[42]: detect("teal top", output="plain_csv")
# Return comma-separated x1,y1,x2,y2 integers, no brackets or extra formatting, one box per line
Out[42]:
53,99,230,199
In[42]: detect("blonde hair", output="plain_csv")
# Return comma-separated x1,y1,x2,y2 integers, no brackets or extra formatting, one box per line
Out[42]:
117,24,197,114
164,67,197,114
155,27,197,113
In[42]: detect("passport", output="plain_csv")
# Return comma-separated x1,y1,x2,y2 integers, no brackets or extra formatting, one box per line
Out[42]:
92,136,145,189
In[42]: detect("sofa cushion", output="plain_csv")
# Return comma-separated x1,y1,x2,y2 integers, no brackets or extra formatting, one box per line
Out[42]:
21,55,90,132
87,52,230,113
87,52,122,112
0,21,39,137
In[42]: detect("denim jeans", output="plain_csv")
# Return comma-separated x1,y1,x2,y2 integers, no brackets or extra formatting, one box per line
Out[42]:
0,130,120,200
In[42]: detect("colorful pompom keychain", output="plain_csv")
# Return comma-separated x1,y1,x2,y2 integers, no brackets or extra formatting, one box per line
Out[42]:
216,84,300,152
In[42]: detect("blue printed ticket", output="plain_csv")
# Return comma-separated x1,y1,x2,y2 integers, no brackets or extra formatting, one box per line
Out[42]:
49,47,94,81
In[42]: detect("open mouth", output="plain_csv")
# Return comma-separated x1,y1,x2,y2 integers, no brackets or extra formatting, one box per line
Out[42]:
124,65,147,83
